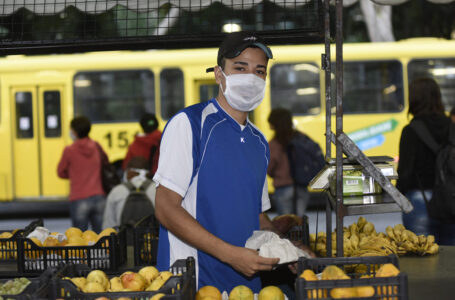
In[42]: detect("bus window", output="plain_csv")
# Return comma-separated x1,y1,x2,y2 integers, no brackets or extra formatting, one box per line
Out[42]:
200,84,219,102
270,63,321,115
331,60,404,114
44,91,61,137
160,68,184,119
73,70,155,123
408,58,455,111
15,92,33,138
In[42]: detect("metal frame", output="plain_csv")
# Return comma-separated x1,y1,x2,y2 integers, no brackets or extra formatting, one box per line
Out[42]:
323,0,413,257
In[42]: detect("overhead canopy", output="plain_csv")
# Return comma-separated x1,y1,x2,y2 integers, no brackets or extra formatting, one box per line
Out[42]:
0,0,313,16
0,0,324,54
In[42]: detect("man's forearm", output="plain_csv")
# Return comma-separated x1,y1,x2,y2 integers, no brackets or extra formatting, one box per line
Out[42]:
155,186,235,264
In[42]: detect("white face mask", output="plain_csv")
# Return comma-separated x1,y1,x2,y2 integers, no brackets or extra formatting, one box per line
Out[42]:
220,69,266,112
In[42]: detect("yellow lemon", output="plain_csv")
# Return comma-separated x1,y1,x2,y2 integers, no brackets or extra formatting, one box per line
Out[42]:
196,285,222,300
29,237,42,247
229,285,254,300
98,228,117,239
97,228,117,247
67,236,88,246
138,266,159,284
258,286,285,300
82,230,98,243
158,271,173,282
0,232,13,239
43,236,59,247
65,227,83,239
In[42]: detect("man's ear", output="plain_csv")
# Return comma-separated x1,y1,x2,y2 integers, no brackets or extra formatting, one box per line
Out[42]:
214,66,223,85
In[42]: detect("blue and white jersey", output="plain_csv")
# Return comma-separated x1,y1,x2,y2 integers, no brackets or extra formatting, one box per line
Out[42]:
153,98,271,293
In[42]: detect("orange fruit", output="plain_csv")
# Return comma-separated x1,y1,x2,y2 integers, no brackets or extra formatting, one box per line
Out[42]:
196,285,222,300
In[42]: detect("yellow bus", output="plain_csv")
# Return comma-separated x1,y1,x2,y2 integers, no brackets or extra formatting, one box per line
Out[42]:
1,38,455,202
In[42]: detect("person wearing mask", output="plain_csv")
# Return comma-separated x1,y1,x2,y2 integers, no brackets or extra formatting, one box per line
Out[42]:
397,78,455,244
123,113,161,177
57,116,106,233
153,31,291,293
103,156,156,229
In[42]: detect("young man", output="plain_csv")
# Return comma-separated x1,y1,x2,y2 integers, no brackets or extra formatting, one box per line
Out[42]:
57,116,106,232
153,31,280,293
122,113,161,177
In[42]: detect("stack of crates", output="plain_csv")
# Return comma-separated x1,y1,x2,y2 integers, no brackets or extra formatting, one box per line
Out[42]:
49,257,195,300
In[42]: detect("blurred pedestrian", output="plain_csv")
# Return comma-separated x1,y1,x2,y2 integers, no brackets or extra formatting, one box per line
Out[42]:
122,113,161,177
267,108,324,217
103,156,156,229
57,116,106,233
397,78,455,245
450,106,455,123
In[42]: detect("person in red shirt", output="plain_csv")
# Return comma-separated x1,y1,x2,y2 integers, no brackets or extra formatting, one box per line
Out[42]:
57,116,107,232
122,113,162,177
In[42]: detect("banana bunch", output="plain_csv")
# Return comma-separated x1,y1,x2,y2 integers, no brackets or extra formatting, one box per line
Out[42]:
386,225,439,255
310,216,439,257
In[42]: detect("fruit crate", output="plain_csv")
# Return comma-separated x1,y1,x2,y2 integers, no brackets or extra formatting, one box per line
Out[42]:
16,226,127,274
0,266,56,300
295,255,408,300
50,257,195,300
133,214,159,266
0,219,43,264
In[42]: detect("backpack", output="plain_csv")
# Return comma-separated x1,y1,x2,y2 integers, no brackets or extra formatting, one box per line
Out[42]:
120,180,155,227
410,120,455,223
287,131,325,187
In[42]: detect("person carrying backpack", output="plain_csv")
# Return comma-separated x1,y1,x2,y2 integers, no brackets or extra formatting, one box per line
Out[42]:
397,77,455,245
267,108,325,216
122,113,161,177
103,156,156,229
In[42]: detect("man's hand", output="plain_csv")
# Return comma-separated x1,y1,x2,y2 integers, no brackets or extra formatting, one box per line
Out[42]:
288,241,316,274
223,246,280,277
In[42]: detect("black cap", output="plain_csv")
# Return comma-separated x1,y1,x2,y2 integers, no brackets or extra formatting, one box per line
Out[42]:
206,31,273,73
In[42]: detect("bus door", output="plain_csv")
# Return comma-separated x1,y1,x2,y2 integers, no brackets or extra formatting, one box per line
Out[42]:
10,86,66,199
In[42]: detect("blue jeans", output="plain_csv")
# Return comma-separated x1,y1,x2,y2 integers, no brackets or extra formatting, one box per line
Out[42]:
69,195,106,233
272,185,309,216
403,190,455,245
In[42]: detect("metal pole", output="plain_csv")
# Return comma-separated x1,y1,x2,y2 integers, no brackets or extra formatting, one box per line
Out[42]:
335,0,344,257
324,0,331,160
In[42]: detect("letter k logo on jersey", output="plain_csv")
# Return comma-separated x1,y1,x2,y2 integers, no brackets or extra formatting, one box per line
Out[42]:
240,137,245,143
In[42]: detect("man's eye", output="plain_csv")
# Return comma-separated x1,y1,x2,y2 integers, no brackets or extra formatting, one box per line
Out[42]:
235,67,245,71
256,70,265,75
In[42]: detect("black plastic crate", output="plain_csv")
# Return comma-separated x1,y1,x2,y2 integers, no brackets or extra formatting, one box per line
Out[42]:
0,219,43,264
285,215,310,245
295,255,408,300
50,257,195,300
16,227,127,274
0,266,56,300
133,214,159,266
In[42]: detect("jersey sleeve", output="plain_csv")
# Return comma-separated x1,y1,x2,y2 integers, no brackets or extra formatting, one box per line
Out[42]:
261,177,271,212
153,113,194,198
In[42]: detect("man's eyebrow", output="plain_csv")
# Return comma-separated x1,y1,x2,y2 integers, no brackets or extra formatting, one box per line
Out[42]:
233,61,267,69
